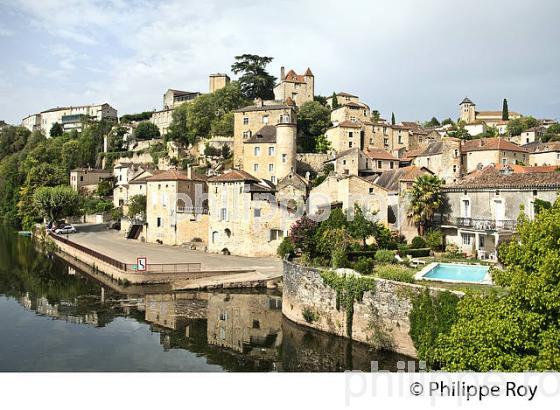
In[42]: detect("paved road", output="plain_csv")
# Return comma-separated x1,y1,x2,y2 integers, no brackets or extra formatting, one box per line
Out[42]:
67,224,282,277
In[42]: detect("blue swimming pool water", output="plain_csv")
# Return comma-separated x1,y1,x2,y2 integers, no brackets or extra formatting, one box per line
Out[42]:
422,263,489,282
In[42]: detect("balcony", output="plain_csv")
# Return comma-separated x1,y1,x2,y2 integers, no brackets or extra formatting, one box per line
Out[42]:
440,217,517,232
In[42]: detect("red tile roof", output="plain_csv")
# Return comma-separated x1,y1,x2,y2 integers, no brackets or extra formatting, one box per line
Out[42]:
208,169,259,183
364,148,398,161
461,137,528,153
447,165,560,189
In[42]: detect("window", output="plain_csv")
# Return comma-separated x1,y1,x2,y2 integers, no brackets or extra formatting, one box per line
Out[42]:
268,163,274,172
80,176,84,182
281,154,287,163
243,116,249,125
461,233,473,246
162,192,168,207
398,135,403,144
220,208,227,221
383,138,389,146
253,163,259,172
461,199,471,218
350,116,356,122
390,161,394,169
254,208,261,217
268,146,275,156
377,160,382,168
269,229,283,241
479,235,485,248
271,176,276,183
262,115,269,124
502,158,507,165
368,187,374,194
254,146,260,156
348,132,353,138
156,217,162,228
280,114,290,123
453,165,457,173
242,130,252,138
349,141,353,148
342,159,347,165
454,149,459,158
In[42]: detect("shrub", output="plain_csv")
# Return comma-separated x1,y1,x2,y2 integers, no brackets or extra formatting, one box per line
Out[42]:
277,237,295,259
397,243,409,256
444,243,462,259
406,248,431,258
351,257,375,275
410,236,427,249
374,265,416,283
302,306,319,323
332,248,348,269
375,249,395,264
425,229,443,251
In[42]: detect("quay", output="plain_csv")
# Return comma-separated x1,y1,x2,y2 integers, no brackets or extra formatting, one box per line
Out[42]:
46,224,282,290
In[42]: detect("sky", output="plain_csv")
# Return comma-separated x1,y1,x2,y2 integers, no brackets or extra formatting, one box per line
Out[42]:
1,0,559,125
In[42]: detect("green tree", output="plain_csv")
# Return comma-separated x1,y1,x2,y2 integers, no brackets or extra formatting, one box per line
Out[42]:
391,112,396,125
50,122,64,138
61,140,81,171
297,101,331,152
108,126,127,152
331,92,339,109
134,121,161,140
502,98,509,121
372,110,381,122
96,179,113,197
313,95,327,106
424,117,440,127
167,104,189,145
127,194,147,219
289,216,319,257
33,185,81,223
119,111,153,123
507,116,539,136
231,54,276,100
447,120,471,140
441,118,454,126
407,175,444,235
314,134,331,154
348,204,378,250
221,144,231,159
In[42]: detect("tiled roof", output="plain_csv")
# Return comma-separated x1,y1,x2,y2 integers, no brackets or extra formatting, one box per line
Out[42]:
476,110,520,117
243,125,277,143
334,120,363,129
146,169,206,182
208,169,259,183
461,137,528,153
326,147,361,161
522,141,560,153
460,97,474,105
447,165,560,189
364,148,398,161
233,103,293,113
283,69,307,83
129,169,165,184
335,92,358,98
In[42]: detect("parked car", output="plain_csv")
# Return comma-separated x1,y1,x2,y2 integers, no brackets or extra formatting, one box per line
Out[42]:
55,225,77,234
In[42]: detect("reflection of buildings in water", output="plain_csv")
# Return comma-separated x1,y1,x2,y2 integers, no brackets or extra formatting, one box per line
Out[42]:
207,293,283,360
144,292,207,331
19,295,100,326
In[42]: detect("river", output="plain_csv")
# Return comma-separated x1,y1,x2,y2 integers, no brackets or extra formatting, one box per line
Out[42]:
0,227,413,371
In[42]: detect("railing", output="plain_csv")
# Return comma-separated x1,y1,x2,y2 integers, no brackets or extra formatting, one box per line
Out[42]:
441,217,518,231
49,232,201,274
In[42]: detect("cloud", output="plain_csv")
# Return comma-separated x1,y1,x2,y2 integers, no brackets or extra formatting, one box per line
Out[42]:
2,0,560,124
0,27,13,37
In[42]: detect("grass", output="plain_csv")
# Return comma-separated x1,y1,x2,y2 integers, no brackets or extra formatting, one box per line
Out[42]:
417,280,506,296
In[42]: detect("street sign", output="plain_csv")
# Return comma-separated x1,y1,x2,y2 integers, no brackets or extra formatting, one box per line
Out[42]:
136,257,147,272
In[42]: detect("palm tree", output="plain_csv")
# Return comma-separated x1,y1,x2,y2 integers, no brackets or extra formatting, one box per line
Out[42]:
407,175,444,235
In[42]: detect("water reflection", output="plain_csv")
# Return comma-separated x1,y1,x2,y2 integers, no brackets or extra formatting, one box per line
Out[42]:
0,228,414,372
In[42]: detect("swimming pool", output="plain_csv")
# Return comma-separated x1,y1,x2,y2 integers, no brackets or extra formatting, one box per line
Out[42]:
415,262,492,284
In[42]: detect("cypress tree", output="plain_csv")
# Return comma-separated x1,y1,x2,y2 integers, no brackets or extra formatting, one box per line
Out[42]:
331,92,339,109
502,98,509,121
391,112,396,125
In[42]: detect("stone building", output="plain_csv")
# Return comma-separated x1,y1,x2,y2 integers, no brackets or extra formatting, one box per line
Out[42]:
145,168,209,246
406,137,462,184
438,165,560,258
330,101,371,125
69,168,112,193
273,67,314,106
150,108,173,136
241,123,297,183
326,92,359,108
525,141,560,166
113,164,159,209
325,120,365,152
461,137,528,173
163,89,201,110
209,73,230,93
207,170,295,257
232,99,296,169
309,174,389,225
459,97,521,134
511,126,547,146
324,147,399,177
366,123,412,154
22,103,118,136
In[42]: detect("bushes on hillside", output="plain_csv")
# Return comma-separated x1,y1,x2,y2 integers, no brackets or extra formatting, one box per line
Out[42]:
374,264,416,283
375,249,395,264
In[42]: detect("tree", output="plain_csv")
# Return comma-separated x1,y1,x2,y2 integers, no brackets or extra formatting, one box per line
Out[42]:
441,118,454,126
107,126,127,152
407,175,444,235
391,112,396,125
119,111,153,123
127,194,147,219
61,140,81,172
314,134,331,154
33,185,81,223
167,104,189,145
221,144,231,159
434,200,560,371
313,95,327,106
507,116,539,136
348,204,378,250
372,110,381,122
331,92,339,109
50,122,63,138
134,121,160,140
231,54,276,100
289,216,319,257
447,120,471,140
96,179,113,197
297,101,331,152
502,98,509,121
424,117,440,128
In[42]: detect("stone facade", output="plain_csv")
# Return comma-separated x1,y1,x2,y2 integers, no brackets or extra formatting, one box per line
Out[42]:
150,108,173,136
410,138,462,184
273,67,314,107
163,89,200,110
282,261,460,358
209,73,230,93
296,153,332,174
70,168,112,192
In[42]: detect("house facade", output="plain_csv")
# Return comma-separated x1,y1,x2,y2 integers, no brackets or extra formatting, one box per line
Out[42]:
525,141,560,166
273,67,314,107
70,168,112,193
461,137,528,173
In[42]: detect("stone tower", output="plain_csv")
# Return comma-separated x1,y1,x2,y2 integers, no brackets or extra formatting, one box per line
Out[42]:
303,67,314,102
275,123,297,180
459,97,476,123
209,73,231,93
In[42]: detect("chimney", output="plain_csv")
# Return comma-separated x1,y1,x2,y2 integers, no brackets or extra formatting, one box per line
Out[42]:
280,66,285,80
187,165,192,179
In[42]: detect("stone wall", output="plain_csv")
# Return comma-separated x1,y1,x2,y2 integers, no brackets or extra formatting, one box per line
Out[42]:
296,153,331,174
282,261,459,358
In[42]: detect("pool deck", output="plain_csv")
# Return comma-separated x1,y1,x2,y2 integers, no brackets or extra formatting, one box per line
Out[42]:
415,262,493,285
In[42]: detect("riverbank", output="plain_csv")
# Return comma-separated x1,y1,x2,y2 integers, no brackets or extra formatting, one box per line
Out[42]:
42,224,282,290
